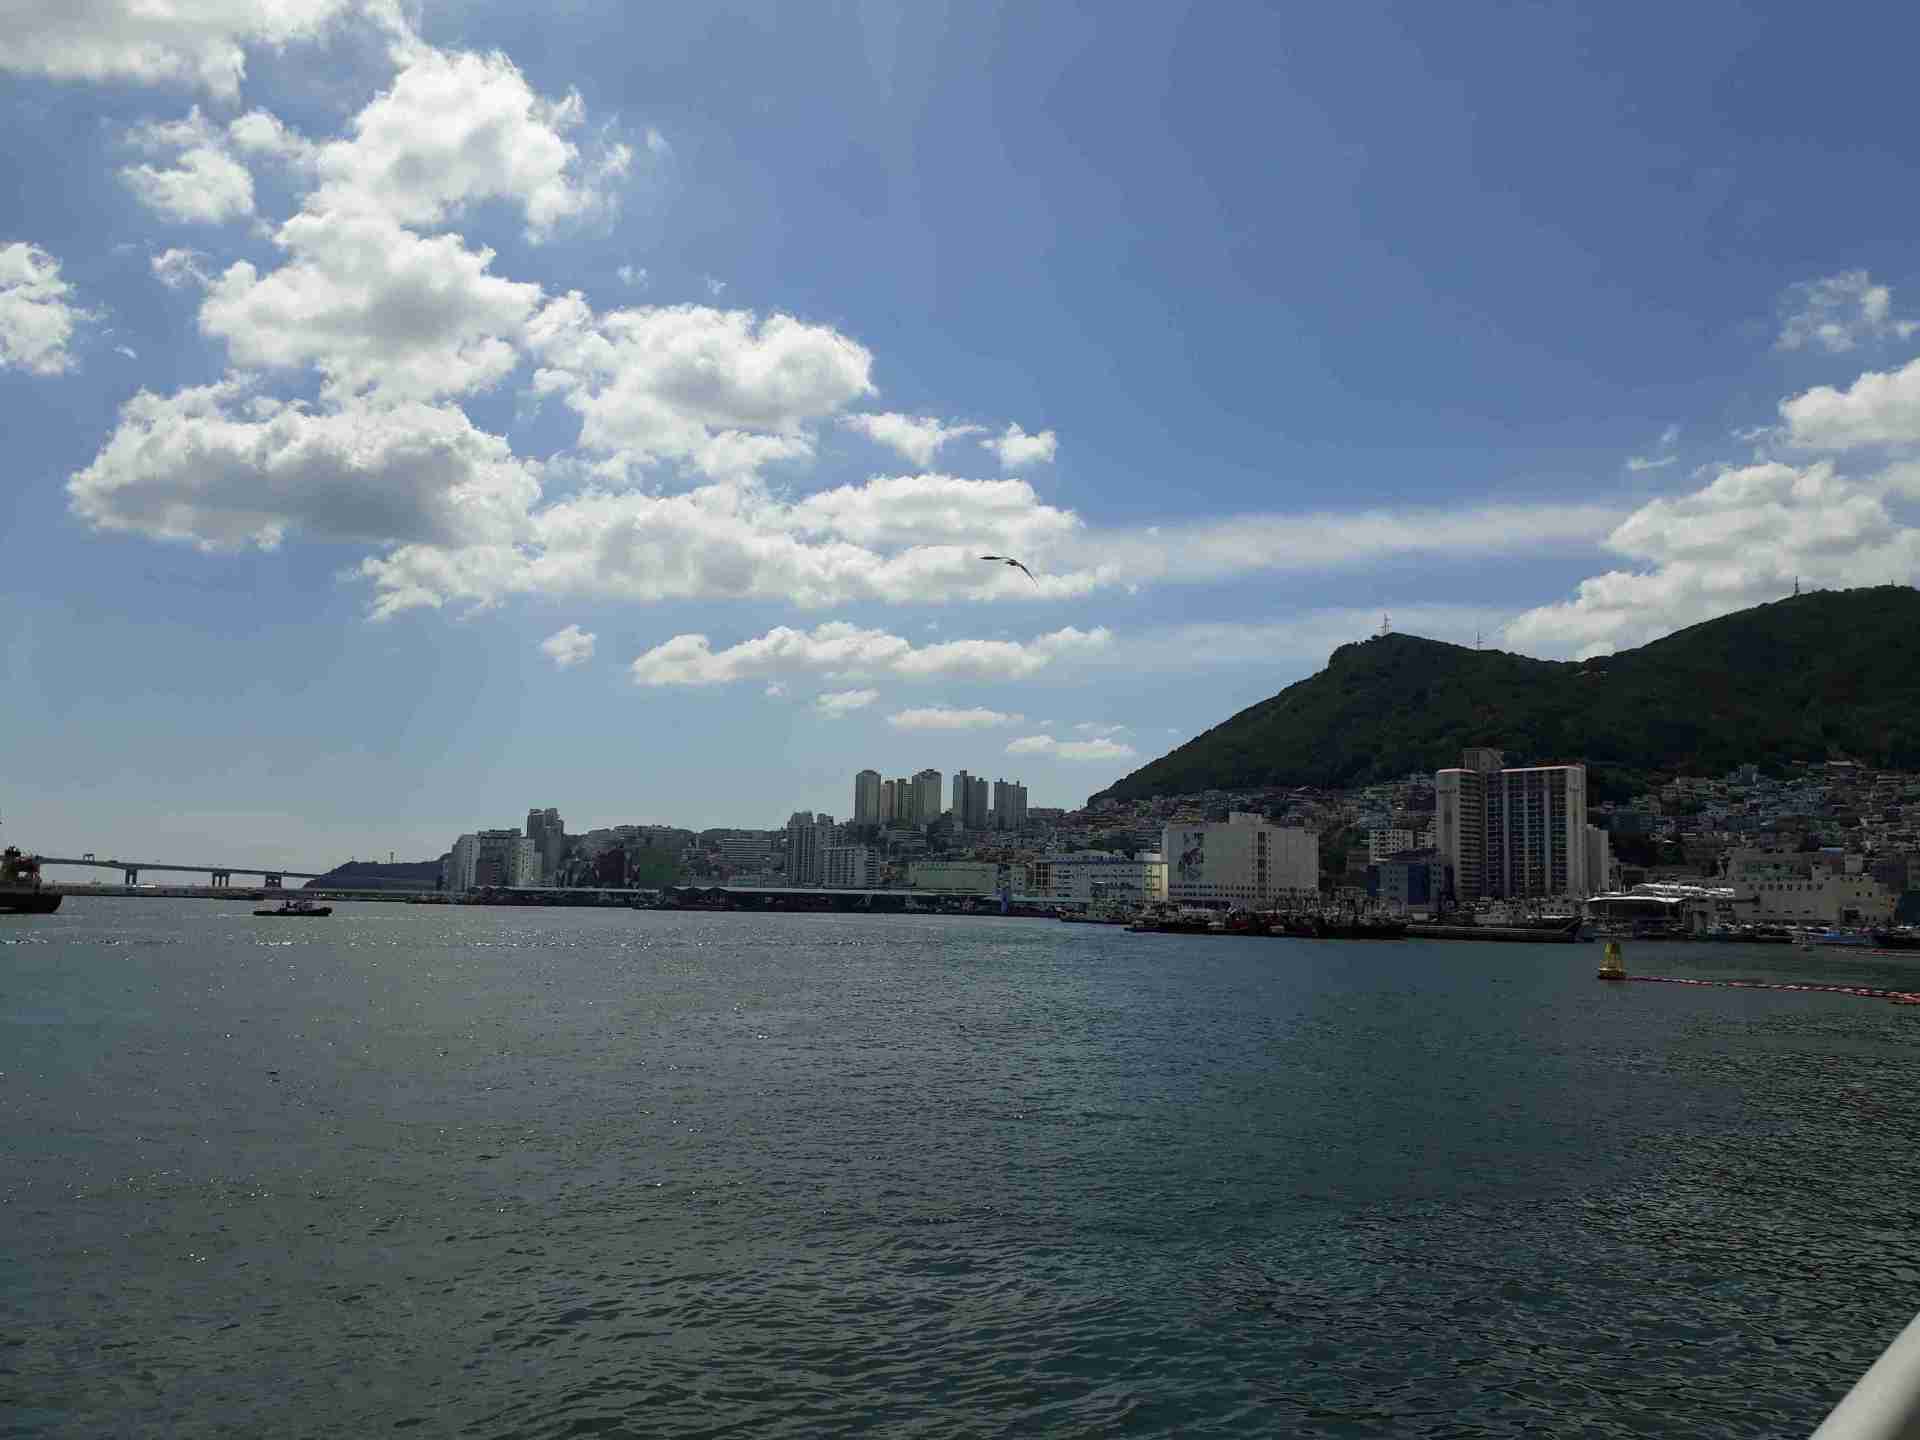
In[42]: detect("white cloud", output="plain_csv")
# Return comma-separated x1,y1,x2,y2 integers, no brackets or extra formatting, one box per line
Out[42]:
840,412,983,467
616,264,648,287
0,0,355,98
982,422,1057,468
201,212,541,402
764,681,787,698
786,472,1078,550
539,624,595,668
1073,721,1129,736
226,108,318,168
121,108,254,224
0,241,82,375
1057,501,1619,584
152,246,212,290
627,621,1111,688
1777,270,1917,354
357,478,1620,618
310,43,624,240
1780,355,1920,452
1626,423,1680,472
67,376,541,552
527,295,875,478
704,276,727,298
887,706,1025,730
814,688,877,717
1006,734,1138,762
1504,459,1920,658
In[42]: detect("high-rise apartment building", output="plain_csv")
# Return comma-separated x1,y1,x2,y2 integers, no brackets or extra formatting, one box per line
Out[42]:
853,770,882,826
525,806,565,883
1435,751,1591,901
444,833,479,891
822,844,879,889
952,771,990,829
474,829,538,888
913,769,943,825
991,778,1028,831
785,811,820,884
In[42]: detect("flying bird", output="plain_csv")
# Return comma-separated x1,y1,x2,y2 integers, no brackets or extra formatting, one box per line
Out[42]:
980,555,1039,586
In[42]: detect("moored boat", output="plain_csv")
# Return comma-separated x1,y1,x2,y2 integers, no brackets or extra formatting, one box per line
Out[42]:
1,845,61,914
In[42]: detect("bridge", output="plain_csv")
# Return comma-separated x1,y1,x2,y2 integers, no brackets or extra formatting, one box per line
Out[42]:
38,855,332,889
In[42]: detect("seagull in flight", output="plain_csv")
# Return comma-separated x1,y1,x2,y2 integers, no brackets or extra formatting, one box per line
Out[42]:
980,555,1039,586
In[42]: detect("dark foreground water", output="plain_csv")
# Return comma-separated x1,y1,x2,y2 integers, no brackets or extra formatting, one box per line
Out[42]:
7,904,1920,1438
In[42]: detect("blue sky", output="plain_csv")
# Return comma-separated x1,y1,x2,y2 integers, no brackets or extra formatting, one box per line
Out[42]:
5,0,1920,867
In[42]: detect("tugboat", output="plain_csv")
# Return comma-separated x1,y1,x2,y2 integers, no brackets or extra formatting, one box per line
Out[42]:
1,844,61,914
253,896,333,918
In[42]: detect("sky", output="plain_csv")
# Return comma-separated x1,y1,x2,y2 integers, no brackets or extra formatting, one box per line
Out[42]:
5,0,1920,870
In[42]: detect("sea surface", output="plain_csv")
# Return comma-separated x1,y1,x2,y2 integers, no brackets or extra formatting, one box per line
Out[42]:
6,902,1920,1438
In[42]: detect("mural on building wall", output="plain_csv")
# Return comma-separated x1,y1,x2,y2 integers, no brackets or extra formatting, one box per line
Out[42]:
1176,830,1205,880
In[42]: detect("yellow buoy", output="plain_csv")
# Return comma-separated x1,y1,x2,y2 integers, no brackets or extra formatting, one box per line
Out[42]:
1598,939,1627,980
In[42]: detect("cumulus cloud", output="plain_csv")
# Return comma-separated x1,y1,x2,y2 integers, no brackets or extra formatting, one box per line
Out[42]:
152,246,213,290
308,43,625,240
840,412,983,467
1006,734,1138,761
201,212,542,402
1504,460,1920,658
1780,355,1920,452
627,622,1111,688
527,294,874,479
982,422,1057,468
539,624,595,668
121,108,255,224
1777,270,1917,354
0,0,355,98
887,706,1025,730
616,264,648,288
0,241,83,375
67,377,541,551
814,688,878,717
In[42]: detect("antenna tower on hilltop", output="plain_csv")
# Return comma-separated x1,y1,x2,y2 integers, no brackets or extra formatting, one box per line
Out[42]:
1377,612,1392,639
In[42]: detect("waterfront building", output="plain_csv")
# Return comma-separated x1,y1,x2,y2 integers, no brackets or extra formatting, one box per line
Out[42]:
1163,812,1319,910
822,844,880,889
1366,849,1453,911
1722,848,1897,925
913,769,944,825
853,770,882,826
718,831,775,873
906,859,1000,895
1044,852,1167,903
474,829,538,888
785,812,821,885
525,807,565,883
444,833,479,891
1436,752,1590,901
992,778,1029,831
1586,825,1614,896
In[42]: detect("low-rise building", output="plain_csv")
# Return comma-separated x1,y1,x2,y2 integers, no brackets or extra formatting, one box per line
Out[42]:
1043,852,1167,904
907,860,1000,895
1163,812,1319,910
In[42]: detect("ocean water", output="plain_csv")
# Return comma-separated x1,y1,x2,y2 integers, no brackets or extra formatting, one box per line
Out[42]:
6,902,1920,1438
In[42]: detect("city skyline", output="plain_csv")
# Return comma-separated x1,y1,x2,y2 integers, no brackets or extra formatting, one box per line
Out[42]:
7,3,1920,865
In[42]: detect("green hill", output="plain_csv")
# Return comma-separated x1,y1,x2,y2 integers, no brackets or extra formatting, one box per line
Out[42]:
1094,587,1920,803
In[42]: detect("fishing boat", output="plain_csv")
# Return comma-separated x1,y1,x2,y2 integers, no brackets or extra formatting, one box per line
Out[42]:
253,897,333,917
